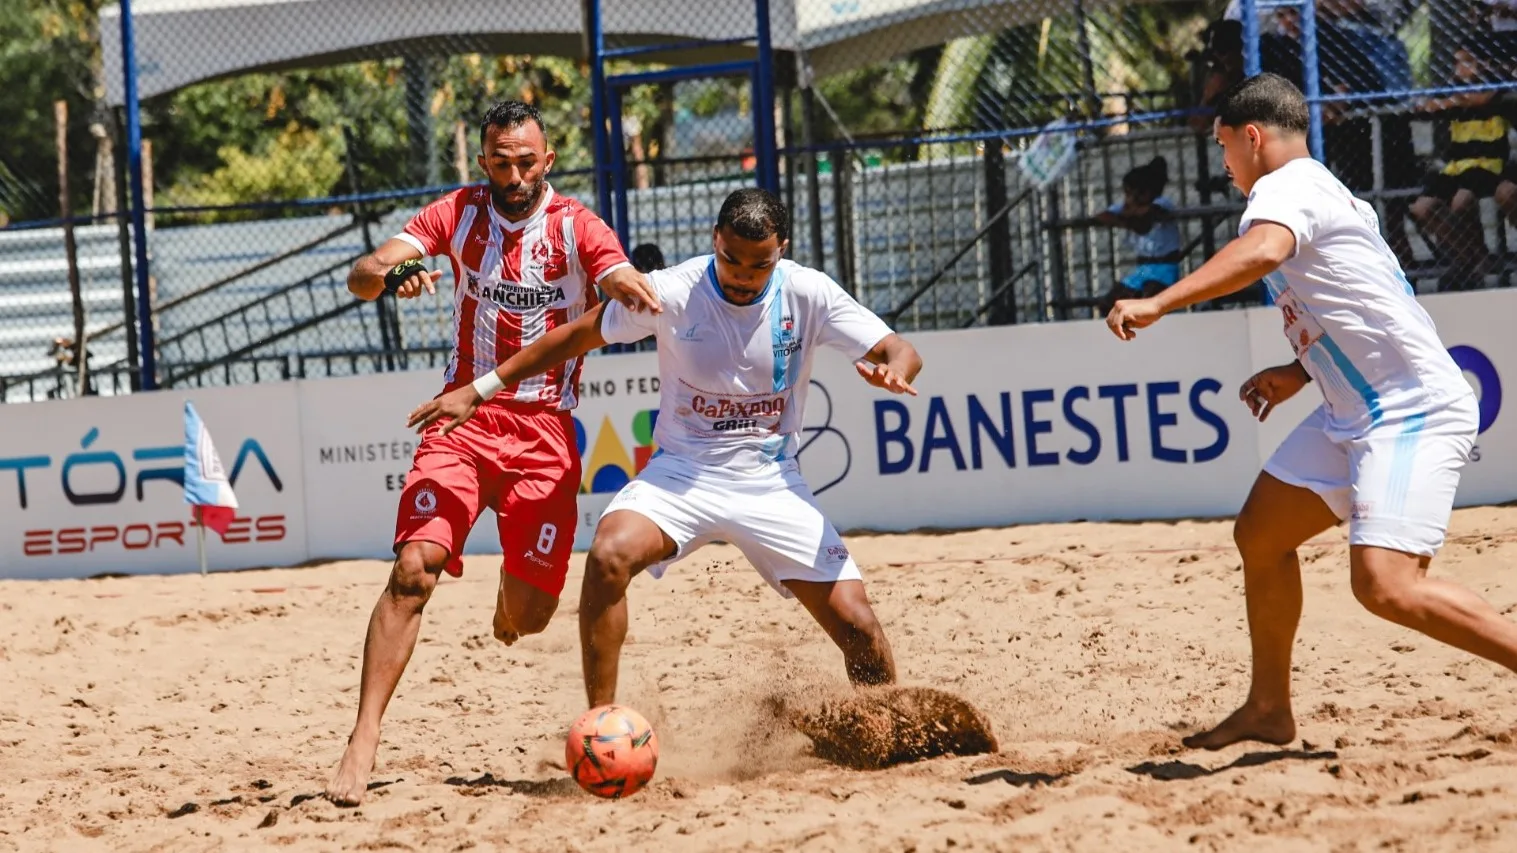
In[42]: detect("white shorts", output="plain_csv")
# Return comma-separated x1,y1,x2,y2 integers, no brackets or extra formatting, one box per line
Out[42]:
600,454,862,598
1263,396,1478,557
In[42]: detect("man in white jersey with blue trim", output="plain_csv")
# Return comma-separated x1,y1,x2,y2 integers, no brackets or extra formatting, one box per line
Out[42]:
1108,73,1517,750
408,188,923,707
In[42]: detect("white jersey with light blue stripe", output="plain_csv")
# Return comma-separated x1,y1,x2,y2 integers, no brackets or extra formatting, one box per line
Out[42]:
1240,158,1473,440
599,255,892,470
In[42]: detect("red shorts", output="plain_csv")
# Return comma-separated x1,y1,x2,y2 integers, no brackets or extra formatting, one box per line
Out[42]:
394,402,580,596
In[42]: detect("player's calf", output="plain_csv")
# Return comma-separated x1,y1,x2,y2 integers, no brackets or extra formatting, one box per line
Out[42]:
787,579,897,687
494,573,559,645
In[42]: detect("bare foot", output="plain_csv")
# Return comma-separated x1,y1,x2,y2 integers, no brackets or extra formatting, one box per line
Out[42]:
1182,703,1296,751
493,608,519,646
324,728,378,806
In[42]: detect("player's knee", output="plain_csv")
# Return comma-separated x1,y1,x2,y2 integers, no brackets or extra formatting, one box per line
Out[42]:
583,539,638,604
1349,563,1415,619
1409,197,1436,222
1449,191,1478,215
1232,510,1281,562
389,543,444,604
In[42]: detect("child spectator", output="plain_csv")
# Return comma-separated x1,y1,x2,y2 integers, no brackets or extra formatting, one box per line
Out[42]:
1092,157,1184,314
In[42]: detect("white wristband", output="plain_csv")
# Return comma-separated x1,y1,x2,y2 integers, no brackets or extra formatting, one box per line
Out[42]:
472,370,505,401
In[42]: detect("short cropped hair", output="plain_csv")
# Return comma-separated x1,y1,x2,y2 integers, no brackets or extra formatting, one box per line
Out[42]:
716,188,790,242
1214,73,1309,135
479,101,547,150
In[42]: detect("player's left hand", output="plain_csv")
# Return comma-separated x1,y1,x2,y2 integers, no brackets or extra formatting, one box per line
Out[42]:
855,360,917,395
1106,297,1164,341
406,386,482,436
601,269,662,314
1239,362,1309,422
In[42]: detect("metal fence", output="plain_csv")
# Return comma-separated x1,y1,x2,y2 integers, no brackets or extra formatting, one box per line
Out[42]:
3,0,1515,403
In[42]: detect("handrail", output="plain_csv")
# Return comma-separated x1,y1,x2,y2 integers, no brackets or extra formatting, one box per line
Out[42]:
885,186,1037,325
960,262,1040,328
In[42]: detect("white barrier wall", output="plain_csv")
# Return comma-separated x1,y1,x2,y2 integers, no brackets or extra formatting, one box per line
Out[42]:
0,383,308,579
3,291,1512,578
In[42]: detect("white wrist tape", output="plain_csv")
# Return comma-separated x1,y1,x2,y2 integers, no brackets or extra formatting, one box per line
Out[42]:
471,370,505,401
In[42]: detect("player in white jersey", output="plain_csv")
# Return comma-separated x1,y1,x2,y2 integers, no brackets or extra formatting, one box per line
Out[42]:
1108,74,1517,750
408,188,923,707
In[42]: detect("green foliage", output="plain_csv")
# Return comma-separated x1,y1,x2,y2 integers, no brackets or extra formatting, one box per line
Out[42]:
0,0,106,222
0,0,1213,223
156,125,345,220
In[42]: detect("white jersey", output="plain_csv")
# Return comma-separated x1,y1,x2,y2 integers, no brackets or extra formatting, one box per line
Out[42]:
1240,158,1473,440
599,255,892,470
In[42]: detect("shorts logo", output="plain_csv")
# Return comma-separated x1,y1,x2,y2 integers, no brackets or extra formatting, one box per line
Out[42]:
1351,501,1373,520
414,487,438,517
826,544,850,562
522,549,551,568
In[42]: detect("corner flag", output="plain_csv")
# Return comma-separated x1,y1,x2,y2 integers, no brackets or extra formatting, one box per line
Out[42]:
184,401,238,536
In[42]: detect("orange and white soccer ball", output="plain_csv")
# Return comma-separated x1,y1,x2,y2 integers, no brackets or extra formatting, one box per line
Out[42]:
566,705,659,798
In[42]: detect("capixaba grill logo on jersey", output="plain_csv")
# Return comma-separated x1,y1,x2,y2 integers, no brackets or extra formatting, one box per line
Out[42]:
569,379,851,497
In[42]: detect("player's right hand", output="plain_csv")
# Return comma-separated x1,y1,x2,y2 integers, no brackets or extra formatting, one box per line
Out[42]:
1239,363,1309,422
855,360,917,396
384,259,442,299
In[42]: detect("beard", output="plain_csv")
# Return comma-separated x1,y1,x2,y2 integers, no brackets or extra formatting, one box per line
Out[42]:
490,176,546,218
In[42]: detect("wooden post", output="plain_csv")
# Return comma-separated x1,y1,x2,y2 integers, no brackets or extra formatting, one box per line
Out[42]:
91,122,117,222
453,121,469,184
141,138,155,230
56,101,88,396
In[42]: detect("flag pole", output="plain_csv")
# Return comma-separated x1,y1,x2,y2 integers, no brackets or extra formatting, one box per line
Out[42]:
196,505,208,577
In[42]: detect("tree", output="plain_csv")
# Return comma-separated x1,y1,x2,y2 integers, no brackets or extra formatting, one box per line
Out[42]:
0,0,107,223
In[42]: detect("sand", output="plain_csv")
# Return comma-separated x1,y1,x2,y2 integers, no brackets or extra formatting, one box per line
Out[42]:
3,506,1517,852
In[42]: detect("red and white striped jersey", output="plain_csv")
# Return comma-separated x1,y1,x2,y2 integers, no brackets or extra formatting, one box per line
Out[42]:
395,184,630,410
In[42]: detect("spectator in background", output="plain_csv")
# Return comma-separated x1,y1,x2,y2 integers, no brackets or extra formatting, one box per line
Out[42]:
1091,157,1184,315
1309,0,1420,266
1192,20,1301,134
631,243,666,274
1409,41,1517,290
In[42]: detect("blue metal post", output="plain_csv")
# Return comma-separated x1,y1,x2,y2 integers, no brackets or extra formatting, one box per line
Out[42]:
119,0,157,390
752,0,780,194
1299,0,1325,161
585,0,615,227
1240,0,1261,76
606,91,631,251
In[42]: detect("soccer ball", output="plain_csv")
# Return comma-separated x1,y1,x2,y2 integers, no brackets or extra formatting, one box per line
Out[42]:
566,705,659,798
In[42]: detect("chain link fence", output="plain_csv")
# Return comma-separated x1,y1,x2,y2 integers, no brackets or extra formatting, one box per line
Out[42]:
4,0,1514,402
1221,0,1517,291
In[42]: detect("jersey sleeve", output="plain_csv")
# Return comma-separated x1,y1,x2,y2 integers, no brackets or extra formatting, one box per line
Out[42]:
395,191,461,257
575,208,633,284
598,271,663,345
1238,174,1315,257
814,274,893,360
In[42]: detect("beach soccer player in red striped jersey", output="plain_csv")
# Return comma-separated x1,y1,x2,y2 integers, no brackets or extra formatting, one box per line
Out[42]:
325,100,659,806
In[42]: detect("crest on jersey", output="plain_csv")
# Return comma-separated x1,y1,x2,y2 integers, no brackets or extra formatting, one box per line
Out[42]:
413,487,438,517
530,240,552,266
